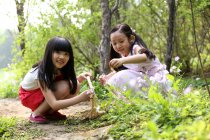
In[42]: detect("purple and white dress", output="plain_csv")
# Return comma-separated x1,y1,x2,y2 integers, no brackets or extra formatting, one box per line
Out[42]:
106,46,171,95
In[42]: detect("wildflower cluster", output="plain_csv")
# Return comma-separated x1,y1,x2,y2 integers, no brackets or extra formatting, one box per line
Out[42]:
170,56,182,75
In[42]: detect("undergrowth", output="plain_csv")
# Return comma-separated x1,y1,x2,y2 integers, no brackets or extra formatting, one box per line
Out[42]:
1,72,210,139
64,76,210,140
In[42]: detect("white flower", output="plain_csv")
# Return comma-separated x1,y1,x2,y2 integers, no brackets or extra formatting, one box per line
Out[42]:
175,56,180,61
172,66,176,69
196,78,200,80
122,86,127,91
170,66,177,72
131,28,136,33
183,85,192,94
177,69,181,73
96,106,100,112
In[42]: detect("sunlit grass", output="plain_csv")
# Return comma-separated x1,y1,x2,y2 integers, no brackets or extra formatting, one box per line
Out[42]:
0,69,4,80
0,68,19,98
0,69,15,82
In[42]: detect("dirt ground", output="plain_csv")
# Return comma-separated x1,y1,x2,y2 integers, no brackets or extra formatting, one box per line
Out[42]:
0,98,111,140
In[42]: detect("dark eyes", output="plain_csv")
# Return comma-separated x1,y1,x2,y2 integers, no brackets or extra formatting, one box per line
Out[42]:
112,40,124,46
54,51,69,56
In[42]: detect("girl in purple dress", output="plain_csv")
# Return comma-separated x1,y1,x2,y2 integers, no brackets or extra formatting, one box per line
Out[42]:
99,24,172,98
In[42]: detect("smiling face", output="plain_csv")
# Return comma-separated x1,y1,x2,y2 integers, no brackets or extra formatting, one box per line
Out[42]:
52,50,70,69
110,31,131,57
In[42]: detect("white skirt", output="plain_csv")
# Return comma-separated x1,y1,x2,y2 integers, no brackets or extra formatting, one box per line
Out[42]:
106,69,172,96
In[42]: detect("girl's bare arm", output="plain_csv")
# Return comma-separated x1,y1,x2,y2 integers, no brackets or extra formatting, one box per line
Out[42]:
39,83,89,111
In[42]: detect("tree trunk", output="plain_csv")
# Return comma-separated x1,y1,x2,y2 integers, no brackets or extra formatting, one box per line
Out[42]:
15,0,26,55
99,0,112,74
99,0,120,74
165,0,176,72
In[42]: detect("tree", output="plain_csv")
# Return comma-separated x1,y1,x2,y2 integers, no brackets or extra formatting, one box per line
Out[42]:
165,0,176,72
99,0,120,74
15,0,26,56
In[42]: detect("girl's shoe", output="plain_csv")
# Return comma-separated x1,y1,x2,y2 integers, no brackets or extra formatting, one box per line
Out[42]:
45,111,67,121
29,114,48,124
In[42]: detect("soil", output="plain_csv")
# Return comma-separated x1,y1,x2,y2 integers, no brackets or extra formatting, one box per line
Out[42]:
0,98,111,140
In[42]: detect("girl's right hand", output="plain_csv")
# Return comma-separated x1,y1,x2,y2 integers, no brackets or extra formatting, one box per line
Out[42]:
85,89,95,99
99,74,107,86
109,58,124,68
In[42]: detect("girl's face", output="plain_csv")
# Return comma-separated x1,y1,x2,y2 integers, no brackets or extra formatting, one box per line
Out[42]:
110,31,131,57
52,51,70,69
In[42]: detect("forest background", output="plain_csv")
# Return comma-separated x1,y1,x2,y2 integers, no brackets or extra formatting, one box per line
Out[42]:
0,0,210,139
0,0,209,93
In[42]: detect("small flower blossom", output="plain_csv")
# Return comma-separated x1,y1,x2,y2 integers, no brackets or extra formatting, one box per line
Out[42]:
171,66,177,69
177,69,181,73
170,66,177,72
183,85,192,94
122,86,127,91
96,106,100,112
175,56,180,61
196,78,200,80
131,28,136,33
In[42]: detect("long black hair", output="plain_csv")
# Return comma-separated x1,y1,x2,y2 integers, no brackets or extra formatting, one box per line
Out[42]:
109,23,155,71
36,36,77,94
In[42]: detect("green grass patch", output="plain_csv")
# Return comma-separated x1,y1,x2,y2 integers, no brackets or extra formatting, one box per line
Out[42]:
74,89,210,139
64,77,210,139
181,76,210,88
1,69,210,139
0,116,45,139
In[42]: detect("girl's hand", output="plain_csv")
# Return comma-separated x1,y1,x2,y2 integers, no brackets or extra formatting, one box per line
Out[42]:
99,70,116,86
109,58,124,68
99,74,107,86
77,72,92,83
85,88,95,99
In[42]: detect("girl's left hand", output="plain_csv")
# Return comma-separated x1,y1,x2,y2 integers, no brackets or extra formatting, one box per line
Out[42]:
78,72,92,83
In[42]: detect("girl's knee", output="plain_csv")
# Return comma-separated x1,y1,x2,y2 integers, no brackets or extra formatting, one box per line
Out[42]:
55,81,70,98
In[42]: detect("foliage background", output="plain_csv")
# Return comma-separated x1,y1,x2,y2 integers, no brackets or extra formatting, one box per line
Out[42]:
12,0,210,71
0,0,209,97
0,0,210,139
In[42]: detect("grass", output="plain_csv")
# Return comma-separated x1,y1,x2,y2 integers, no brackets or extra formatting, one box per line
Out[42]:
1,71,210,139
64,76,210,139
0,116,46,139
82,89,210,139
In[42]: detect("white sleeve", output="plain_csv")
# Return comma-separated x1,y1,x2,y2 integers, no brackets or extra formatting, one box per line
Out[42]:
21,68,39,90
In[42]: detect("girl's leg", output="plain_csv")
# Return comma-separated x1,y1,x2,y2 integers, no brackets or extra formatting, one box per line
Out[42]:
33,80,72,116
33,80,89,116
